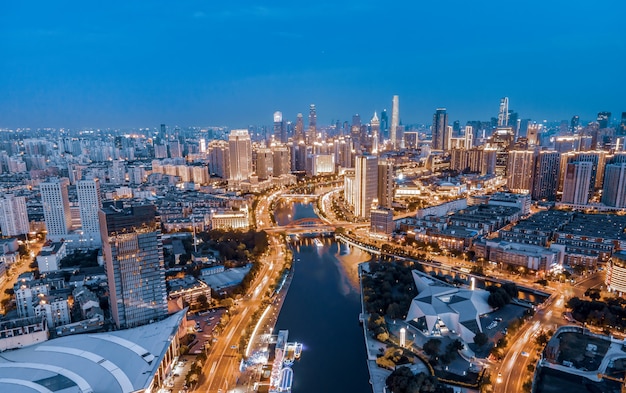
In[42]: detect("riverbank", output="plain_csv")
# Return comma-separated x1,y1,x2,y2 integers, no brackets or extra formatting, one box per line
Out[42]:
335,245,372,293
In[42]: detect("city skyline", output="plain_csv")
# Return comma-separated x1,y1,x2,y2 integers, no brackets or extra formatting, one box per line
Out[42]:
1,1,625,128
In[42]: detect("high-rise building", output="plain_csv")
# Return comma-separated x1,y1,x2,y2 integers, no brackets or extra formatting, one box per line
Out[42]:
620,112,626,136
432,108,448,150
602,163,626,208
272,147,291,177
570,116,580,133
273,111,286,143
294,113,304,142
562,161,593,205
40,178,72,238
390,95,400,150
354,155,378,218
498,97,509,127
380,110,389,140
597,112,611,129
308,104,317,143
526,124,541,146
0,195,29,237
77,179,102,246
370,112,380,154
377,159,394,209
255,148,273,180
532,151,561,201
228,129,252,182
506,151,535,193
100,204,168,328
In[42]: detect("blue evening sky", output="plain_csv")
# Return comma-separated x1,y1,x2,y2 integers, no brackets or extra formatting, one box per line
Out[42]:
1,1,625,129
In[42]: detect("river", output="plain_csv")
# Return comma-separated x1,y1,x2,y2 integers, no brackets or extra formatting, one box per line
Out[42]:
273,201,372,393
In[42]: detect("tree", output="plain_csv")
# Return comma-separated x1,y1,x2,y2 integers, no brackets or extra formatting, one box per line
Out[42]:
197,294,209,309
585,288,601,301
423,338,441,359
473,332,488,347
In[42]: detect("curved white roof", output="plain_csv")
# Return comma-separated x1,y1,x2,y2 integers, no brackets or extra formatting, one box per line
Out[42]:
0,310,186,393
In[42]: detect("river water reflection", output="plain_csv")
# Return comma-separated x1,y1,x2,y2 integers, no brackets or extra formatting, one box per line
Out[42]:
273,201,372,393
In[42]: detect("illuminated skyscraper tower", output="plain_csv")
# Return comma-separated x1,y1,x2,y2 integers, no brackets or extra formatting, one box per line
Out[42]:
273,111,286,143
228,129,252,182
40,178,72,239
77,178,102,247
390,95,400,149
100,204,167,328
308,104,317,143
294,113,304,142
498,97,509,127
371,112,380,154
432,108,448,150
354,155,378,218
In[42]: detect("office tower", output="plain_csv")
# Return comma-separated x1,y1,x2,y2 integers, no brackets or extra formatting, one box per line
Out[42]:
498,97,509,126
159,124,167,143
532,151,561,201
350,114,362,143
308,104,317,143
562,161,593,205
255,149,273,180
272,147,291,176
570,116,580,133
228,129,252,182
432,108,448,150
168,140,182,158
602,163,626,208
40,178,72,238
100,204,167,328
464,125,474,148
597,112,611,129
354,155,378,218
380,110,389,140
77,179,102,245
390,95,400,149
295,113,304,142
371,112,380,154
273,111,286,143
453,120,461,134
620,112,626,135
526,124,541,146
0,195,29,236
377,159,394,209
506,150,535,193
208,141,230,178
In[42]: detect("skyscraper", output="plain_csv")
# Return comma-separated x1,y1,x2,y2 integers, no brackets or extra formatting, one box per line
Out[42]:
354,155,378,218
432,108,448,150
526,124,541,146
273,111,286,143
602,163,626,208
308,104,317,143
100,204,168,328
228,129,253,182
570,115,580,133
390,95,400,149
294,113,304,142
498,97,509,127
506,150,535,193
377,159,394,209
380,110,389,140
532,151,560,201
619,112,626,136
77,179,102,246
562,161,593,205
370,112,380,154
597,112,611,129
40,178,72,239
0,195,29,237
